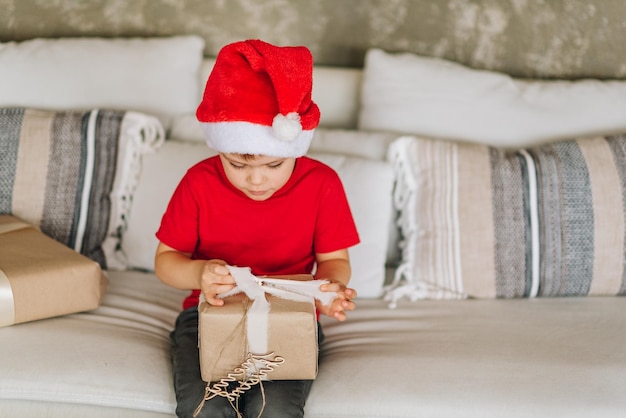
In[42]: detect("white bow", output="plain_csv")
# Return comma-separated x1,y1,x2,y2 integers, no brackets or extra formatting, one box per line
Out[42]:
218,265,336,355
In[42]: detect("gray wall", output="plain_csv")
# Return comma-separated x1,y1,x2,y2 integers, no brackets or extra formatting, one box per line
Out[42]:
1,0,625,79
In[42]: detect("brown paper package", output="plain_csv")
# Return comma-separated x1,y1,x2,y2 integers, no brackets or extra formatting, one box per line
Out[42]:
0,215,108,326
198,275,319,383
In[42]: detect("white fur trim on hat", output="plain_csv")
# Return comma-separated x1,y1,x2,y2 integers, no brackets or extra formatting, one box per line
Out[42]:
200,121,314,157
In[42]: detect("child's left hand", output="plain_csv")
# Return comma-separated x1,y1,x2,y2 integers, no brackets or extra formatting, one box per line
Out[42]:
316,280,357,321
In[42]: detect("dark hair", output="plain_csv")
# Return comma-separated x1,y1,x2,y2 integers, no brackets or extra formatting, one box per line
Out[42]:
239,154,259,161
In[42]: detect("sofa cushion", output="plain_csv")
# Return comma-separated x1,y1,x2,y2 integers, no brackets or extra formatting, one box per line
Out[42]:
122,140,393,298
386,135,626,303
359,48,626,148
0,270,186,415
0,108,163,269
310,128,397,161
122,140,215,272
312,153,394,298
2,272,626,417
0,36,205,128
309,297,626,417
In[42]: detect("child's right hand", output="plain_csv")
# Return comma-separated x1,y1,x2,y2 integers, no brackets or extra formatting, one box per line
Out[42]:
200,260,236,306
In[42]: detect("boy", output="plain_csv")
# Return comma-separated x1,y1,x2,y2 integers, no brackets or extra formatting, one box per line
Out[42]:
154,40,360,417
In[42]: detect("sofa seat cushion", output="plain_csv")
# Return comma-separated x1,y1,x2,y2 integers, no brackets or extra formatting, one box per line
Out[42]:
309,297,626,417
0,400,174,418
0,270,186,415
2,271,625,417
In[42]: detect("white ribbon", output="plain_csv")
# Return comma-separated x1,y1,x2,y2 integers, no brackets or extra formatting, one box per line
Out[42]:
0,270,15,327
219,266,335,355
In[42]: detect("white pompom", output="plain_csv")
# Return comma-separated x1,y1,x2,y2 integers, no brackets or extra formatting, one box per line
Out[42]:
272,112,302,141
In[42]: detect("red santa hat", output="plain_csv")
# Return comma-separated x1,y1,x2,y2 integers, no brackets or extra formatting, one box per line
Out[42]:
196,39,320,157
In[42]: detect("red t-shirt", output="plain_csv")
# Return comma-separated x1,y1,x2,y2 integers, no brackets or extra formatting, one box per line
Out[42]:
156,155,360,309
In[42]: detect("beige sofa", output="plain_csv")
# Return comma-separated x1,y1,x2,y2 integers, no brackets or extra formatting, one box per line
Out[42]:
1,36,626,418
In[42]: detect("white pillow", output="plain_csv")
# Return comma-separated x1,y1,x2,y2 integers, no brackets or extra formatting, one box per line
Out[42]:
123,140,393,298
122,140,216,271
310,153,394,298
0,36,205,127
312,66,362,129
310,128,397,161
359,48,626,148
169,114,204,143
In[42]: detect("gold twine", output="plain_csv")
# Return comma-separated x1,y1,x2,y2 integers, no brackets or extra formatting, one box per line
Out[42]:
193,298,285,417
193,352,285,417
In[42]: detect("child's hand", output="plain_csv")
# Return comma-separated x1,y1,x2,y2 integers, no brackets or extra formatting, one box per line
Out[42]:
200,260,236,306
316,280,357,321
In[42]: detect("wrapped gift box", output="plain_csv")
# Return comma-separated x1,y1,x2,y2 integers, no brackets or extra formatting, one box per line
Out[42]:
0,215,107,327
199,275,318,383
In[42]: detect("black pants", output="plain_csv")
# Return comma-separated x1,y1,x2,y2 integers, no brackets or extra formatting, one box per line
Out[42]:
170,307,323,418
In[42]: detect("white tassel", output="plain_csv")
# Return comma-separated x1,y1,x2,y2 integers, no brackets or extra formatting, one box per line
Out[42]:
384,138,423,307
106,112,165,269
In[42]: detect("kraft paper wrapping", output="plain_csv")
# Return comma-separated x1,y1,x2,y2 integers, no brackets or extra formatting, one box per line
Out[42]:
0,215,107,327
198,276,319,383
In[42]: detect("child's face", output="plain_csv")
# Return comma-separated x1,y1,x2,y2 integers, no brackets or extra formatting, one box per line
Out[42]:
219,153,296,201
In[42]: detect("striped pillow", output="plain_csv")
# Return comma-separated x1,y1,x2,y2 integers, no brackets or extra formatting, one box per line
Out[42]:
0,108,163,269
386,135,626,303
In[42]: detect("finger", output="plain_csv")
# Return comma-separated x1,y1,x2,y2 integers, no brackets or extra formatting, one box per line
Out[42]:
342,300,356,311
215,275,235,285
213,264,230,275
214,283,236,294
205,294,225,306
334,310,347,321
206,281,236,303
320,282,342,292
345,288,357,299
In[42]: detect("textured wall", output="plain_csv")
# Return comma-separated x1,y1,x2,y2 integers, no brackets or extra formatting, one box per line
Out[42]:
1,0,625,79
